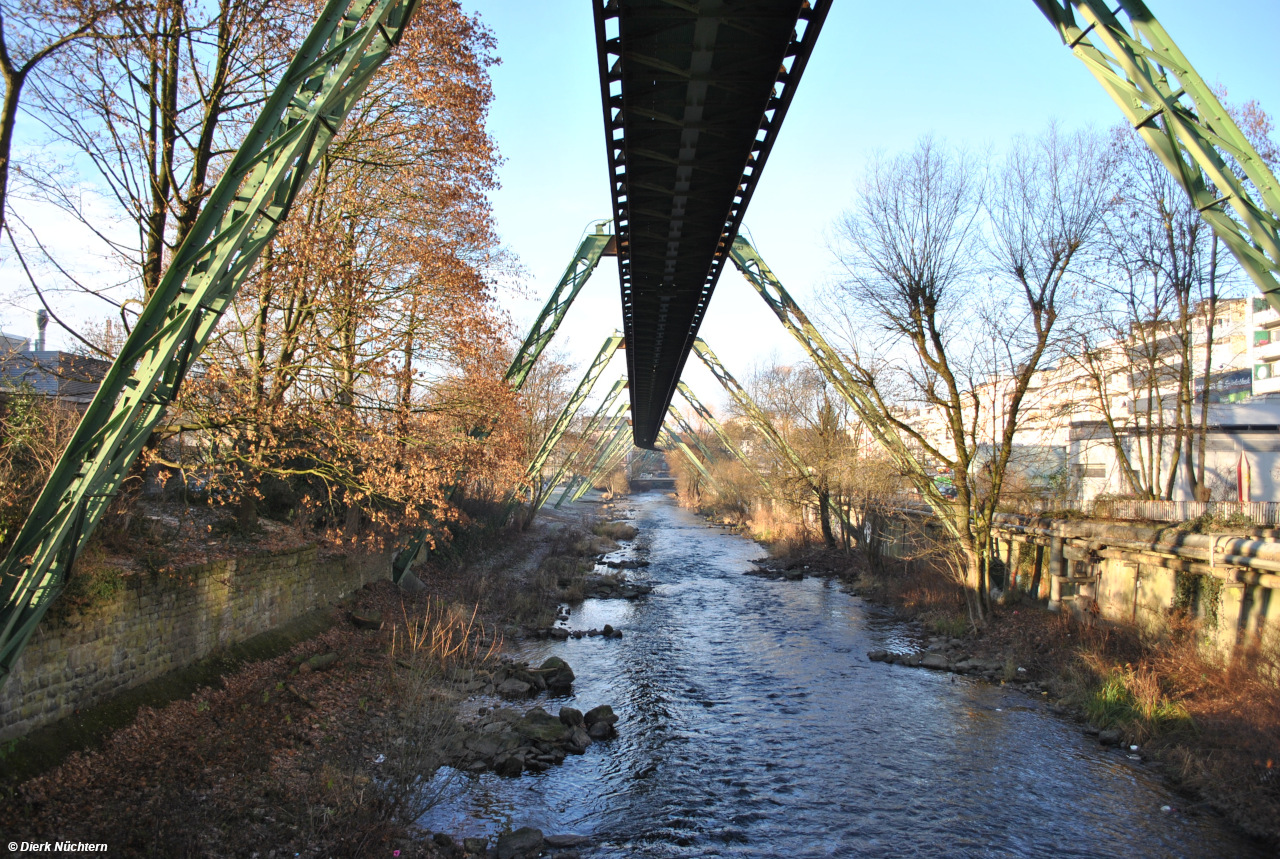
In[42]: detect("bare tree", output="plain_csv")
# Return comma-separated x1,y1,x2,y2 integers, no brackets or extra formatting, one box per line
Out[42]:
20,0,306,307
748,360,851,549
0,0,123,231
830,128,1110,621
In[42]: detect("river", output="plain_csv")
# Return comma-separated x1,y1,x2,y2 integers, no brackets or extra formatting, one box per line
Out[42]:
423,491,1262,857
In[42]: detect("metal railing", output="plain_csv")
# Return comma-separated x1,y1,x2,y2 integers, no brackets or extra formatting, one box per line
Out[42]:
1089,499,1280,526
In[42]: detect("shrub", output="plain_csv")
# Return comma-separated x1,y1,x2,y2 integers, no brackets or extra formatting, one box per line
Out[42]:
592,520,637,541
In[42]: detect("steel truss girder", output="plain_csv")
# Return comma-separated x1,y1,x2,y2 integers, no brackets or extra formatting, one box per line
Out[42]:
692,336,852,534
728,236,958,535
537,381,629,510
0,0,420,682
505,223,616,390
1034,0,1280,307
521,334,624,494
568,420,634,504
658,423,716,490
593,0,834,447
675,381,776,497
555,407,631,508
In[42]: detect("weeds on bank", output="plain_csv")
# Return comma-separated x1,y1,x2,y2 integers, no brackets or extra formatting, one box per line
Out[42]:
592,520,637,541
380,600,499,823
1075,662,1194,741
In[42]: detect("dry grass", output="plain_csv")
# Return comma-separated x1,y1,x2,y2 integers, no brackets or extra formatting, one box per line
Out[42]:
592,520,637,541
379,601,500,823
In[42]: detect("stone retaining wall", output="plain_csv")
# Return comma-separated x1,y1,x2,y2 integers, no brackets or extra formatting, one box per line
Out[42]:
0,544,389,741
876,512,1280,660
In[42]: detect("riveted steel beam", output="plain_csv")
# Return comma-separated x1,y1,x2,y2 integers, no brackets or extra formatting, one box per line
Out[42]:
1034,0,1280,308
505,223,616,389
0,0,422,683
594,0,833,447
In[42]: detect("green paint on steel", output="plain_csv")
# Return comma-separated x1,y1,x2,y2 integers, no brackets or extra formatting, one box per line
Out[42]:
658,426,716,490
567,420,633,504
505,224,614,389
521,334,624,494
1034,0,1280,310
665,404,717,465
727,236,959,538
0,0,422,684
537,380,628,510
554,407,631,508
676,381,776,497
691,336,854,535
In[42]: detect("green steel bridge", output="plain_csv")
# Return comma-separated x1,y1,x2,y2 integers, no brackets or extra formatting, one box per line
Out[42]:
1,0,1279,686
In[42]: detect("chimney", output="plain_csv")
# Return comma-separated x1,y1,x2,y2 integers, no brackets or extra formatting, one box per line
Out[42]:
35,309,47,352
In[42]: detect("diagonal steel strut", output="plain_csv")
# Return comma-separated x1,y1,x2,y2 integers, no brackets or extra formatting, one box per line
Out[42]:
555,408,631,508
505,223,616,390
520,334,624,497
728,235,959,538
692,337,853,535
1033,0,1280,309
537,379,628,510
0,0,423,684
676,382,776,498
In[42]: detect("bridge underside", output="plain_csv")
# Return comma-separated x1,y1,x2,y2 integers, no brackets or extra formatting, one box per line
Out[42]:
594,0,830,447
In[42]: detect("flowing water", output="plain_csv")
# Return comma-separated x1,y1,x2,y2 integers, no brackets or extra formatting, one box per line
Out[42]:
423,492,1263,858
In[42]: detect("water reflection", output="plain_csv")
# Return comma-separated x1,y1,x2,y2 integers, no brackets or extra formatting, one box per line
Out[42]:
423,492,1260,858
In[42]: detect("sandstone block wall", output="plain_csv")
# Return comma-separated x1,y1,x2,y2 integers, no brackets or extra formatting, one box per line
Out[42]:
0,545,389,742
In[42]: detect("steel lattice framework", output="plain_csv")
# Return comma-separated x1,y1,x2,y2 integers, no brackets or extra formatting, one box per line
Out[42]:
593,0,832,446
1034,0,1280,307
0,0,421,682
4,0,1280,689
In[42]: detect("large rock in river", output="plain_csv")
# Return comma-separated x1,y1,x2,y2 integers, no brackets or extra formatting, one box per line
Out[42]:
515,707,569,744
537,656,575,692
497,827,544,859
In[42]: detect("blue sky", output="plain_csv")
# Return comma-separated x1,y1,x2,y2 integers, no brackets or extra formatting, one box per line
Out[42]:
4,1,1278,421
463,0,1280,413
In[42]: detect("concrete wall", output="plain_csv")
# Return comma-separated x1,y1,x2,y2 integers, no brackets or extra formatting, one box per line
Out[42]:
0,544,389,741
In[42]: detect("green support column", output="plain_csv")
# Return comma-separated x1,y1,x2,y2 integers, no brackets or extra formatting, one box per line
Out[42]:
536,378,628,509
658,427,717,491
0,0,423,683
1033,1,1280,308
520,333,624,498
556,410,630,508
692,337,854,536
728,235,957,536
665,405,719,464
676,382,777,497
567,422,633,504
505,223,615,389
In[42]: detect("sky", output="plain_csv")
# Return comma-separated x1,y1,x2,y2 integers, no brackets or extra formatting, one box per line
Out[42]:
459,0,1280,417
4,0,1280,422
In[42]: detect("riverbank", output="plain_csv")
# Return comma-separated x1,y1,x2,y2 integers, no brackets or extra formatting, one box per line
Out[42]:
757,539,1280,849
0,502,637,857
